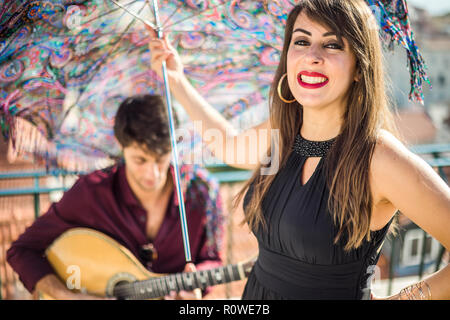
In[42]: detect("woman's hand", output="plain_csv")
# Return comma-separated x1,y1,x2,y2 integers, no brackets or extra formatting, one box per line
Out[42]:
146,25,185,85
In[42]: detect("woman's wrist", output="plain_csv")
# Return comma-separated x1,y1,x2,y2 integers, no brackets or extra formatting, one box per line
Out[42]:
169,71,187,92
397,280,432,300
372,280,432,300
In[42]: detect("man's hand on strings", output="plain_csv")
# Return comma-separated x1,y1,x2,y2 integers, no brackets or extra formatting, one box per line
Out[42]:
164,263,202,300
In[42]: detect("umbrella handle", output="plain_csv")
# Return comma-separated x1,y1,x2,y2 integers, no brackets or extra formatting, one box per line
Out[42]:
151,0,192,263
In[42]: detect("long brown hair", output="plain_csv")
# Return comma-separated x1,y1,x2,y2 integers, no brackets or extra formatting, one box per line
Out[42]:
232,0,401,251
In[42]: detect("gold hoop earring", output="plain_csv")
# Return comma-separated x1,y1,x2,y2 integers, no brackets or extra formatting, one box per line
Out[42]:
277,73,296,104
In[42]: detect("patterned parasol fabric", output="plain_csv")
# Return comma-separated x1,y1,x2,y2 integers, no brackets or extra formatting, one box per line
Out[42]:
366,0,431,103
0,0,430,171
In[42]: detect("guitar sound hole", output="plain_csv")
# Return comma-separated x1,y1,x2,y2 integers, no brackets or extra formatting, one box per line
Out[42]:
112,281,132,300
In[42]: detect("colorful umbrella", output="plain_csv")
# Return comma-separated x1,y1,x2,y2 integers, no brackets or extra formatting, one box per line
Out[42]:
0,0,430,173
366,0,431,103
0,0,283,172
1,0,161,171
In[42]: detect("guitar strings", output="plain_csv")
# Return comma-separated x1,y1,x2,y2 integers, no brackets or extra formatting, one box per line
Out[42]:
112,274,180,299
112,264,240,299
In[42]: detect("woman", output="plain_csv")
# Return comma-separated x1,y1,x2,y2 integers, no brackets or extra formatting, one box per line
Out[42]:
148,0,450,300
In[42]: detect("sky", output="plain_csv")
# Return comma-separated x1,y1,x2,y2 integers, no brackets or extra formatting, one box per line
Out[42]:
407,0,450,16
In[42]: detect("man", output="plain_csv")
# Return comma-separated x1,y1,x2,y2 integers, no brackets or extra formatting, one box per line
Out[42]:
7,94,223,300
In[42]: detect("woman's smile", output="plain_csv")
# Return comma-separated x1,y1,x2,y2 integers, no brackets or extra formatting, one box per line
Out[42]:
298,70,329,89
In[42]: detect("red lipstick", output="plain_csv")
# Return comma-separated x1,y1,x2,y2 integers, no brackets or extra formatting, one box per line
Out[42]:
297,71,329,89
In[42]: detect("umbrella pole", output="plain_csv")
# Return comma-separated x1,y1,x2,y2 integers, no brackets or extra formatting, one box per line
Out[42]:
151,0,192,263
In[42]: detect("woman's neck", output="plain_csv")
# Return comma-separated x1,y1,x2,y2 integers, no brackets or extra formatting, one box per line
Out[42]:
300,103,344,141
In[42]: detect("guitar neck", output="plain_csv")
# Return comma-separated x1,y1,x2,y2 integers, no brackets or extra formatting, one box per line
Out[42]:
113,261,249,300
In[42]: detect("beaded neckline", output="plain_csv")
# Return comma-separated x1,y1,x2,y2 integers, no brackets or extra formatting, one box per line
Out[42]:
293,134,337,157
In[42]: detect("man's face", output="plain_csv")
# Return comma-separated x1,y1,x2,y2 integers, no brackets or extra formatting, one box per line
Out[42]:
122,142,172,193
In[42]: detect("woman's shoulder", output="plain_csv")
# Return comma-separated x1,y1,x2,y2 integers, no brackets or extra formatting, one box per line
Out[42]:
371,129,412,167
370,129,426,196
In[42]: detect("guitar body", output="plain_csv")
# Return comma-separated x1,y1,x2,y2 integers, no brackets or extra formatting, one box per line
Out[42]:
43,228,160,299
41,228,255,300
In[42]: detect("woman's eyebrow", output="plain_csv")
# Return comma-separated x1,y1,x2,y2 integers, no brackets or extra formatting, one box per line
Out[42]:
293,28,336,37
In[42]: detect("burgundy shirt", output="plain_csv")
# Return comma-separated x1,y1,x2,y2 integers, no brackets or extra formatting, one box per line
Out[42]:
7,163,223,294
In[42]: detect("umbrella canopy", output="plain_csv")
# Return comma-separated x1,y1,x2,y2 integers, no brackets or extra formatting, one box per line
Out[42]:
1,0,163,171
0,0,430,172
367,0,431,103
0,0,285,171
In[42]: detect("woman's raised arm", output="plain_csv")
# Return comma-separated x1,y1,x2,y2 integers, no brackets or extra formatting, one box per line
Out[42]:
148,28,272,170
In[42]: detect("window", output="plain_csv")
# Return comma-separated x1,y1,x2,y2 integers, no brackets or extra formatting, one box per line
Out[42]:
438,74,446,87
400,229,440,267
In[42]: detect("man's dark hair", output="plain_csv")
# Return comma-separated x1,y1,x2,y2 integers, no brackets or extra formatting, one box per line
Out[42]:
114,94,178,157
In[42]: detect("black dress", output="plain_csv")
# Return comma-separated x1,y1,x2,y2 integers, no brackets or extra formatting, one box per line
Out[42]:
242,134,393,300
